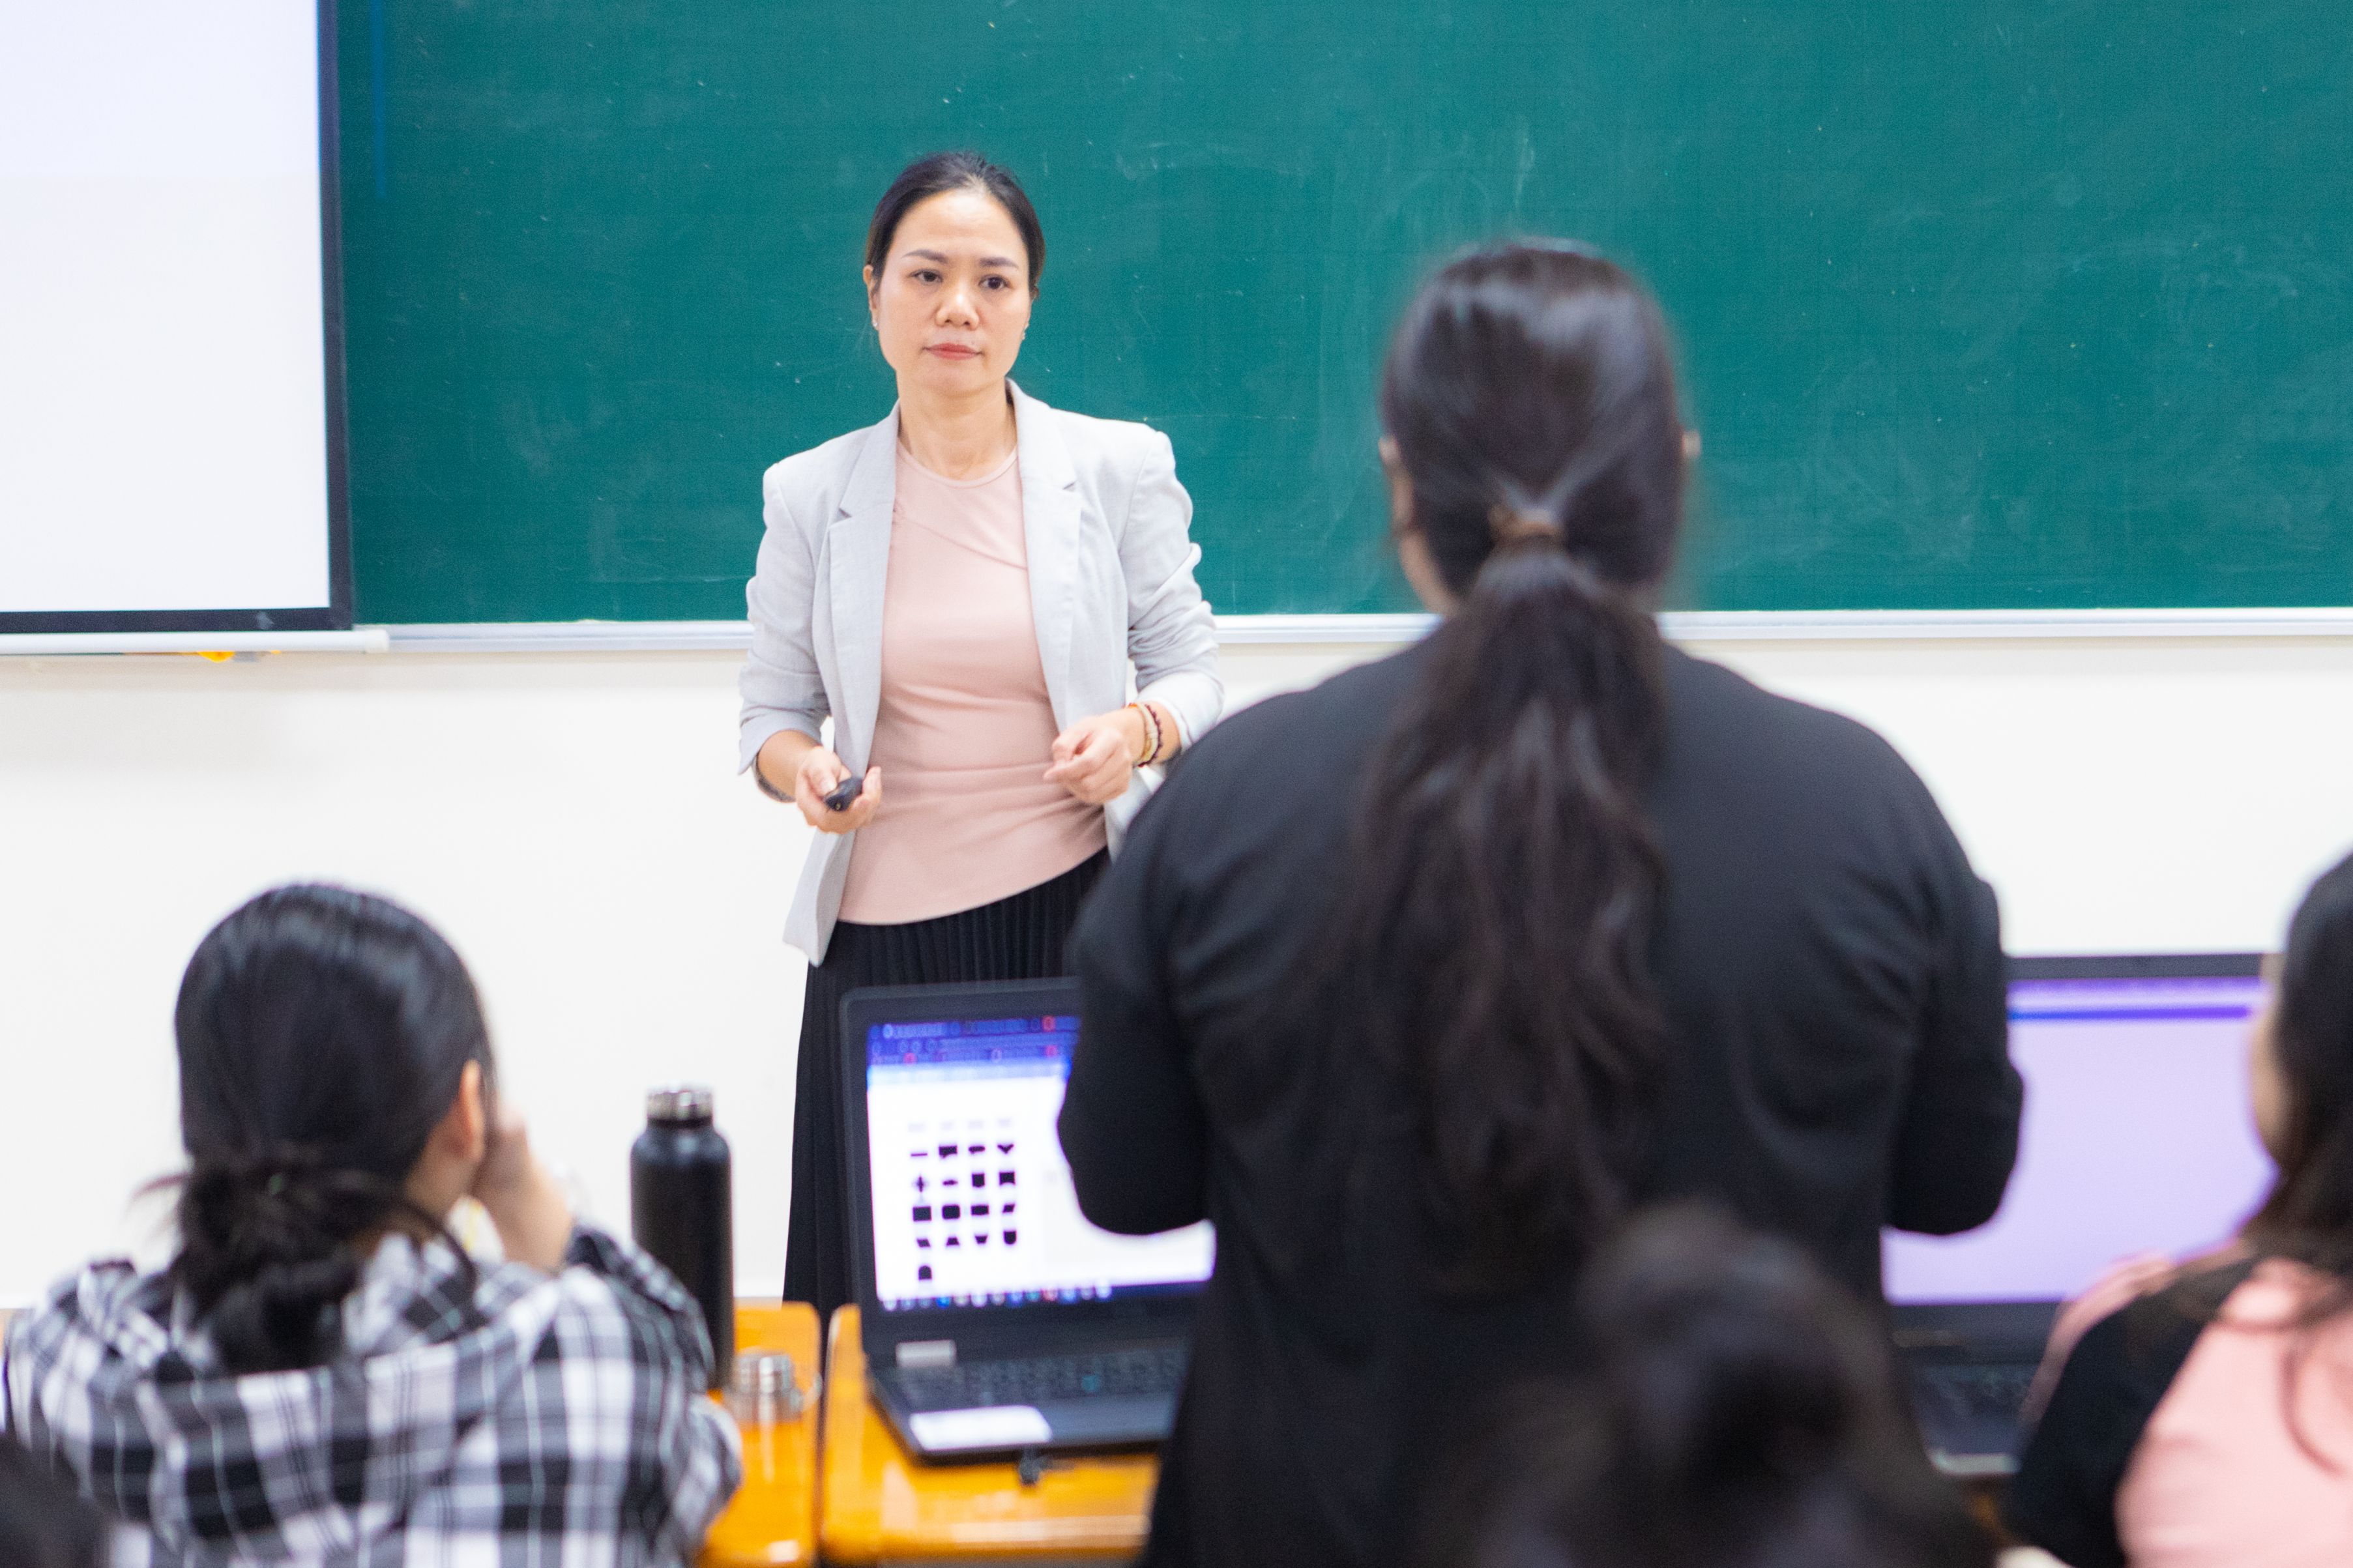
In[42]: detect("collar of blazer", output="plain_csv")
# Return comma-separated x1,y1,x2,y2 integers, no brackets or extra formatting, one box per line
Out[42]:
825,380,1087,754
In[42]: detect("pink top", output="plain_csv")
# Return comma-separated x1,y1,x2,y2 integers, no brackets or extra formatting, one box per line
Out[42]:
2045,1256,2353,1567
837,446,1106,925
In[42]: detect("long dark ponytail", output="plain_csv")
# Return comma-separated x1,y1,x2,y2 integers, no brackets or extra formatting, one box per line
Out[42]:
1334,242,1686,1290
168,884,493,1374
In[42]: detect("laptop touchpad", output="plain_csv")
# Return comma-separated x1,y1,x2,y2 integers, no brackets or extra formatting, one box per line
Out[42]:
909,1406,1054,1451
1036,1393,1177,1444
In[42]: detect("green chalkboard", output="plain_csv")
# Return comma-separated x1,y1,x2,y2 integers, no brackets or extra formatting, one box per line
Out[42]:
338,1,2353,622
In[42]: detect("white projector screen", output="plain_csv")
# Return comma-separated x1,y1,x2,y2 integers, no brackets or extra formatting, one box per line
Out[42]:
0,1,349,633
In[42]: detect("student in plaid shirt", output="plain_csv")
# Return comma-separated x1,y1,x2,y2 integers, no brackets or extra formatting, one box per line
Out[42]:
2,885,742,1565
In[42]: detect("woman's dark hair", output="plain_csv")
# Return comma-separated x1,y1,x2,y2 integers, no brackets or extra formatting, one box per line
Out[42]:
2245,847,2353,1318
1417,1208,1993,1568
168,884,493,1374
1326,241,1685,1288
2057,849,2353,1470
0,1435,107,1568
864,151,1045,291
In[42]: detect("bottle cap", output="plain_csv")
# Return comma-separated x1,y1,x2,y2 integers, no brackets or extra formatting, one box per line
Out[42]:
727,1351,802,1425
645,1085,715,1125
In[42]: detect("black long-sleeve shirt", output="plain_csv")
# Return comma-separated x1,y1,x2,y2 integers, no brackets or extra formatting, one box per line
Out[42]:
1059,641,2021,1568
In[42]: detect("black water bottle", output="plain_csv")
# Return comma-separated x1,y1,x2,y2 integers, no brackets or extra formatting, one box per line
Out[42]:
630,1086,734,1390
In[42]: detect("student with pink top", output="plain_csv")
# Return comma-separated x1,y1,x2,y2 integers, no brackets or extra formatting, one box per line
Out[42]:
737,151,1222,1318
2007,848,2353,1567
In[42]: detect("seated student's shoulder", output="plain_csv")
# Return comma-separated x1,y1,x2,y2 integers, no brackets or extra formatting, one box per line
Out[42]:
538,1225,718,1389
2,1260,138,1399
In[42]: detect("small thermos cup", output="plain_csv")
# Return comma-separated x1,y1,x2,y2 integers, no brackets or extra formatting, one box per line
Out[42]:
630,1085,735,1391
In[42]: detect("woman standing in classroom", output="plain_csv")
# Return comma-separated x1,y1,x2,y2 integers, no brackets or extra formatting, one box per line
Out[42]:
1057,243,2020,1565
739,152,1221,1317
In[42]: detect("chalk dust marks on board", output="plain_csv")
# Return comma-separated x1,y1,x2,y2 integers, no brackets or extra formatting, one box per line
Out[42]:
2184,334,2353,566
1106,133,1312,423
1301,120,1553,544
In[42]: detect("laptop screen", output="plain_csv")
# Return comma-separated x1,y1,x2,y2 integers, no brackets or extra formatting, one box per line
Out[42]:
1883,966,2275,1305
862,1010,1216,1315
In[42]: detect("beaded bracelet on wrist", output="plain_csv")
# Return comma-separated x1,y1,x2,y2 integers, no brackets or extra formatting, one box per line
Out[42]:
1128,701,1163,766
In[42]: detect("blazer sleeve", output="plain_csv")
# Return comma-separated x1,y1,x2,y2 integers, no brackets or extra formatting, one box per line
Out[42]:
1118,431,1223,747
737,466,830,772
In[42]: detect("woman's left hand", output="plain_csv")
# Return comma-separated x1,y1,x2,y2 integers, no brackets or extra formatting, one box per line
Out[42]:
1045,707,1148,805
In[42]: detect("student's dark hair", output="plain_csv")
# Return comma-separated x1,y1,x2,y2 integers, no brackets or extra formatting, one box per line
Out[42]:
2245,847,2353,1319
864,151,1044,291
1330,240,1684,1289
166,884,493,1375
2084,849,2353,1469
1417,1208,1994,1568
0,1434,107,1568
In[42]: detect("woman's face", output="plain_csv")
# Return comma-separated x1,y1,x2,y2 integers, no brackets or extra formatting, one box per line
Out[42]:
866,187,1033,399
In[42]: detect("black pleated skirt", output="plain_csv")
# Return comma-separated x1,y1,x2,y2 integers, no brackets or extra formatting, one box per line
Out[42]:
783,850,1108,1320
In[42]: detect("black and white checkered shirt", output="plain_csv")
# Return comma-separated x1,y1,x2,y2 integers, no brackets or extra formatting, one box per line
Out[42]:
3,1222,741,1566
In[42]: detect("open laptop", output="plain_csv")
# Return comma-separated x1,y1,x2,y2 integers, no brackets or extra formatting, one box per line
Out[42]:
1882,954,2273,1475
839,980,1216,1461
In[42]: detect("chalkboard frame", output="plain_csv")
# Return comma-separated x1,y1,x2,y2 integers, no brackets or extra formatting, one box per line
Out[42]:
327,4,2353,628
0,0,355,639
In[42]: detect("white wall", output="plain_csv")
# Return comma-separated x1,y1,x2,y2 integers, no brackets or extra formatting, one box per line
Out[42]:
3,633,2351,1306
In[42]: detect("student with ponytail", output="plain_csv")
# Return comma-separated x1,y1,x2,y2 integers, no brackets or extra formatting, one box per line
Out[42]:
1418,1208,1994,1568
3,885,739,1565
1057,242,2022,1567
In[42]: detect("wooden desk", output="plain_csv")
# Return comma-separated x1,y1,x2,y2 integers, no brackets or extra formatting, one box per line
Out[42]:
819,1307,1157,1564
701,1302,823,1568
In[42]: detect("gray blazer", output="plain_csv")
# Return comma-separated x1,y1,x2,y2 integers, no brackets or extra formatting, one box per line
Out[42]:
738,383,1223,961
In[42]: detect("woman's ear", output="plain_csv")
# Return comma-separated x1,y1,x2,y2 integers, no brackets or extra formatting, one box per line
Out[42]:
404,1059,490,1226
437,1060,488,1167
864,263,881,327
1381,437,1457,615
1379,436,1413,537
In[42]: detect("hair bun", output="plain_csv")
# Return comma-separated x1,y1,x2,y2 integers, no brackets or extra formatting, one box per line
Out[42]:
1578,1208,1894,1496
190,1144,330,1209
172,1144,410,1374
1414,1209,1993,1568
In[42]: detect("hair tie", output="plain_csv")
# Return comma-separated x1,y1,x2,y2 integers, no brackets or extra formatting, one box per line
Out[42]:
1489,504,1562,547
266,1174,287,1197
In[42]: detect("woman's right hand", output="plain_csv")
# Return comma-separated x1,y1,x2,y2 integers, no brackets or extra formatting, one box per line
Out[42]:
792,746,883,834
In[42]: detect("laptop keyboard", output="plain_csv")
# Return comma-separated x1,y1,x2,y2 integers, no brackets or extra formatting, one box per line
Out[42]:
1909,1361,2037,1427
892,1346,1189,1411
